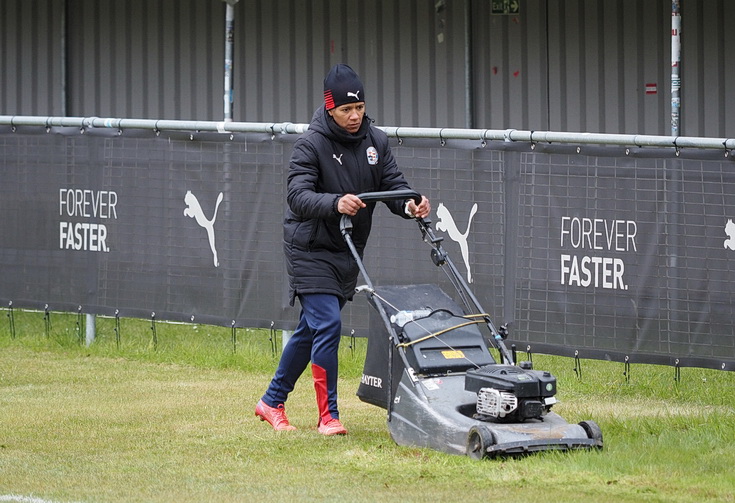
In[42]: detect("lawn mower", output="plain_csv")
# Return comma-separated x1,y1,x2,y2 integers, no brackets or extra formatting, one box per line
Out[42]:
340,190,603,459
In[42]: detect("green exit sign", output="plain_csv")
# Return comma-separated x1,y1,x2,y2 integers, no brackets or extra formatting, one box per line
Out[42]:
492,0,520,15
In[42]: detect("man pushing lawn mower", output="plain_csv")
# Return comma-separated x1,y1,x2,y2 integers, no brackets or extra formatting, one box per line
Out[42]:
255,63,430,435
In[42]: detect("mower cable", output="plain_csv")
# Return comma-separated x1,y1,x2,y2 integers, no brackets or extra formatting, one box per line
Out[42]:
396,319,485,348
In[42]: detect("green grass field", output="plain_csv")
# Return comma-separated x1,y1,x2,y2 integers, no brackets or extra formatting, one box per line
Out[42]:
1,310,734,503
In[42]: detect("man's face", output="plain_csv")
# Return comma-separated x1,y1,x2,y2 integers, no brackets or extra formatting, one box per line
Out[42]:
328,102,365,134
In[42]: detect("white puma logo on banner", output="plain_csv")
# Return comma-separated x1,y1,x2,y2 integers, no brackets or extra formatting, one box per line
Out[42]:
725,219,735,251
184,190,224,267
435,202,478,283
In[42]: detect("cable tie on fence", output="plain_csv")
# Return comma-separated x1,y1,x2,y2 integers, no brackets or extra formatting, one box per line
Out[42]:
481,130,488,148
269,124,276,140
439,128,446,147
673,137,681,157
349,329,356,357
623,355,631,383
526,344,533,366
44,304,51,338
153,121,161,136
529,130,536,150
396,128,403,145
231,320,237,354
674,358,681,383
10,116,15,132
114,309,121,349
150,312,158,351
76,305,84,344
7,301,16,340
573,349,582,379
269,321,277,356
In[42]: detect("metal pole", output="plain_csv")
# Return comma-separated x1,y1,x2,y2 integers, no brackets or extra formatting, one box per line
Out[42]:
223,0,238,122
4,115,735,150
671,0,681,136
464,0,474,129
85,313,96,346
61,0,68,116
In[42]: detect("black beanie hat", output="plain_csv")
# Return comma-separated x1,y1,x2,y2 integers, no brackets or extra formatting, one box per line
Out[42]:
323,64,365,110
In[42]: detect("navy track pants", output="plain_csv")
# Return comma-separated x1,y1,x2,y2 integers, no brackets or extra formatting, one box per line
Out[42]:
261,293,345,421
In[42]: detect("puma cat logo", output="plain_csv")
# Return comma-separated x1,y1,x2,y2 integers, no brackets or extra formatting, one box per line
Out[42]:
725,219,735,251
333,154,343,165
435,202,478,283
184,190,224,267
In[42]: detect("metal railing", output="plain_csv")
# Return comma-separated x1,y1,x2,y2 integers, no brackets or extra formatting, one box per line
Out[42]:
2,115,735,152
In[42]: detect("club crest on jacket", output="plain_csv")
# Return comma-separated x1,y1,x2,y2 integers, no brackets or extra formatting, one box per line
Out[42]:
366,146,378,165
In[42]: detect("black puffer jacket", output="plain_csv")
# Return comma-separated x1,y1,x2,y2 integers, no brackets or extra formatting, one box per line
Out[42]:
283,106,413,305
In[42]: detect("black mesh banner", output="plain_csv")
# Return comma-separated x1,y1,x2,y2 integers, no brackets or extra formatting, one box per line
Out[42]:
1,127,733,370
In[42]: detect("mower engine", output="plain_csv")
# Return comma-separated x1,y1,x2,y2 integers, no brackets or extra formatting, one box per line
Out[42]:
464,364,558,422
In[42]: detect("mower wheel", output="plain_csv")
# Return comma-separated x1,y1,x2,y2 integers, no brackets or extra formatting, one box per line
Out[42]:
579,420,603,448
466,425,495,460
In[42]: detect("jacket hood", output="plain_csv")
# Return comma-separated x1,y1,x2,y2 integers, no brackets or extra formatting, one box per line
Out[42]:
308,106,371,144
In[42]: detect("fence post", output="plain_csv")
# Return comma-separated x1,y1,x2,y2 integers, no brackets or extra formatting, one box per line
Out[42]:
85,313,96,346
281,330,292,351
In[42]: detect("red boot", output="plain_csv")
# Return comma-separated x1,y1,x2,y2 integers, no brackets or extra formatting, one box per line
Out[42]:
313,364,348,435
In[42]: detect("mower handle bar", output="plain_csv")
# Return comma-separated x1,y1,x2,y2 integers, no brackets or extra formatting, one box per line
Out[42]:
340,189,423,236
354,189,422,205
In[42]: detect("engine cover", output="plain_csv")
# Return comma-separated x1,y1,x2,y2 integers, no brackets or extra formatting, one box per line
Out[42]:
465,364,557,422
464,364,557,398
